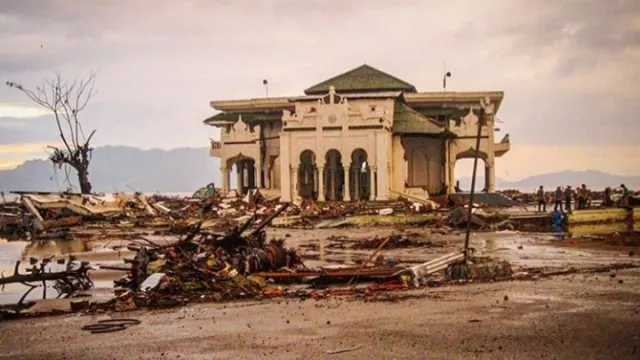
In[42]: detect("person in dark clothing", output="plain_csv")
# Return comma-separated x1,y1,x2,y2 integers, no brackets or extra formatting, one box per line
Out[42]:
552,208,564,233
553,186,563,211
620,184,630,207
577,184,588,209
536,185,546,212
603,187,613,207
564,185,574,213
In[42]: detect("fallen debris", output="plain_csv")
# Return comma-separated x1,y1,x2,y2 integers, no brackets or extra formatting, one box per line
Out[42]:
396,251,467,286
326,345,363,355
107,204,309,309
0,256,93,307
81,318,141,334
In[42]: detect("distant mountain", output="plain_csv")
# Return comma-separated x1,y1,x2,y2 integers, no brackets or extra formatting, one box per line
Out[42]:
459,170,640,191
0,146,220,194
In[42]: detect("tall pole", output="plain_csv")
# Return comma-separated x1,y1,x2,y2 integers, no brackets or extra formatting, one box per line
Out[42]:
463,106,485,261
263,79,269,98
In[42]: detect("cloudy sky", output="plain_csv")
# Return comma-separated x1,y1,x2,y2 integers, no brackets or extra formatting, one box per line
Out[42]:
1,0,638,180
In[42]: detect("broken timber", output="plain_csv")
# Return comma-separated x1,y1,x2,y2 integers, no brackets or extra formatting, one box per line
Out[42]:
393,251,466,287
0,257,94,305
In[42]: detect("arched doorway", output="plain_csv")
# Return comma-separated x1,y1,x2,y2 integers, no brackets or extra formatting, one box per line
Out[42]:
454,153,488,193
298,150,317,200
324,149,344,201
227,154,256,195
350,148,370,201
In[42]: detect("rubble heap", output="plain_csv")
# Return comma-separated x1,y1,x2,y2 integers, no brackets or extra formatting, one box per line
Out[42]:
0,191,441,241
110,204,307,309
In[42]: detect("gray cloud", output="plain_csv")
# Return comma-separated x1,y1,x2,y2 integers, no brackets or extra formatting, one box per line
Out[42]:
0,0,638,157
494,0,640,77
0,116,59,144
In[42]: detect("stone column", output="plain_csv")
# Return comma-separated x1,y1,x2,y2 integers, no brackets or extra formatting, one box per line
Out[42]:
354,166,360,200
444,140,450,192
265,164,271,189
375,132,389,201
236,162,243,194
279,133,291,202
291,166,299,198
243,163,249,188
257,159,263,188
369,166,375,200
313,167,319,196
447,160,456,194
486,159,496,193
344,164,351,201
329,165,335,201
221,165,230,194
317,162,325,201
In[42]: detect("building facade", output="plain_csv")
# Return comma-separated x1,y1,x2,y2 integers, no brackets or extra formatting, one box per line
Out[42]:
204,65,510,202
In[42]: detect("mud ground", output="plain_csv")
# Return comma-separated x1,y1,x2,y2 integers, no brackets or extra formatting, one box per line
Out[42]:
1,227,639,359
1,270,639,360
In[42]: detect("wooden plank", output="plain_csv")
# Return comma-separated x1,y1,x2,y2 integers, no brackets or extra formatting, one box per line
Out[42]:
21,197,44,231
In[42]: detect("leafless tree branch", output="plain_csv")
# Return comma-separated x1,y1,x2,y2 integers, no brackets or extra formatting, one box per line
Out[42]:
6,71,99,193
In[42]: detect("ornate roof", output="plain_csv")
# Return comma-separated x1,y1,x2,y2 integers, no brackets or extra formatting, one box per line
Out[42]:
203,111,282,125
304,65,417,95
393,102,450,135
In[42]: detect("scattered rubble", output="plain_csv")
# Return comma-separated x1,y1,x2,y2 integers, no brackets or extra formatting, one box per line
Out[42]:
0,190,528,241
2,188,638,319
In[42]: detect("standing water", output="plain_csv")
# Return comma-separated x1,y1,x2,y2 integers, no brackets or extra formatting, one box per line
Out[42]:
0,237,129,306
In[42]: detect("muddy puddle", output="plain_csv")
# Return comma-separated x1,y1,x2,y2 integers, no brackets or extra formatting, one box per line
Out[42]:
0,235,178,306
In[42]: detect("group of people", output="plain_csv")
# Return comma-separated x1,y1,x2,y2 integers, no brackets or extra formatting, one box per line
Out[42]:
535,184,631,213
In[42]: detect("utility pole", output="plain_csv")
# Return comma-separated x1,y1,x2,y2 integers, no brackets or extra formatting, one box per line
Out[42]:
463,99,490,262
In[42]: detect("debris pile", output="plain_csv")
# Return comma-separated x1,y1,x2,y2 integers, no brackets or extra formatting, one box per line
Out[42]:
0,191,443,240
109,204,308,309
447,207,515,231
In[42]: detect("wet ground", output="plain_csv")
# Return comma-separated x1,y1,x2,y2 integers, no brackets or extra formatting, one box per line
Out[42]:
1,226,638,306
0,226,639,359
1,268,639,359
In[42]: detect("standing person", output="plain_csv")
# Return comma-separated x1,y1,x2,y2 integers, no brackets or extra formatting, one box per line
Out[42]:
554,186,563,211
603,187,613,207
536,185,546,212
620,184,630,207
552,208,564,233
577,184,588,210
564,185,574,213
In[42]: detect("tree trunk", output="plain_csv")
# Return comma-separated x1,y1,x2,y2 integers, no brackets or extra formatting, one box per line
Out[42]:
77,166,92,194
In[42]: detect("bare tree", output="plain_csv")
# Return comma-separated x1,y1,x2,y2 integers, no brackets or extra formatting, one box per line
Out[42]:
6,72,98,194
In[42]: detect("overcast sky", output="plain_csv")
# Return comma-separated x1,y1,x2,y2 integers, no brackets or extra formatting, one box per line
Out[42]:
1,0,638,180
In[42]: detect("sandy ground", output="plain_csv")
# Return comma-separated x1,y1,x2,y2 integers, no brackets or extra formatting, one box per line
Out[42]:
1,227,639,359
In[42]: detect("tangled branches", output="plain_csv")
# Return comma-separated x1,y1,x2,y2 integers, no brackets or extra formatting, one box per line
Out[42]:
6,72,98,193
